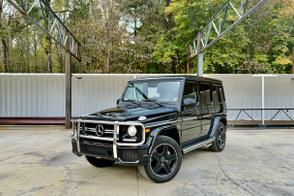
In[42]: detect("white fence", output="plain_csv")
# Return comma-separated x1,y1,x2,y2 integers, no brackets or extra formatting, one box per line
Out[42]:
0,74,294,121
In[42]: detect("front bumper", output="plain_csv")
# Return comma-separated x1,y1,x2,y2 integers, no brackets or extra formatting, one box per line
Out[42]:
71,138,151,165
71,120,152,166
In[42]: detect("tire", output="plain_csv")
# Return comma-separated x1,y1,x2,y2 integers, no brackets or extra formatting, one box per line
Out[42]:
210,122,226,152
138,136,182,183
85,155,115,168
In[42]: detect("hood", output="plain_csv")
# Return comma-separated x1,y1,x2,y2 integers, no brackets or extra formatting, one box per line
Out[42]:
82,105,178,122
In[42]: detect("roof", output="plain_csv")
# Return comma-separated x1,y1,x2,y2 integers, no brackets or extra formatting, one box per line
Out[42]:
130,75,222,84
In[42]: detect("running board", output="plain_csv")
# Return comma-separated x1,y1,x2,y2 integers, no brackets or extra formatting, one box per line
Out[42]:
182,138,215,154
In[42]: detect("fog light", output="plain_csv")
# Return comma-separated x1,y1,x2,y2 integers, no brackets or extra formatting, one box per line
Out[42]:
127,126,137,137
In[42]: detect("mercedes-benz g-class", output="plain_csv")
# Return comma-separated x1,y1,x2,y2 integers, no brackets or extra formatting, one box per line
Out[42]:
71,76,227,183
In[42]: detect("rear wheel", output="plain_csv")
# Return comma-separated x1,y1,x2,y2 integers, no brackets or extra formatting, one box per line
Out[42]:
210,123,226,152
138,136,182,183
85,155,115,168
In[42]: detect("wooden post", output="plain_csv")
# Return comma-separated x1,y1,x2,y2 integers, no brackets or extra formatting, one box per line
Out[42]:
65,50,72,129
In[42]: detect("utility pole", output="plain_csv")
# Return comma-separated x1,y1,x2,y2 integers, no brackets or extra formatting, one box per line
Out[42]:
197,32,204,76
65,46,72,129
197,53,204,76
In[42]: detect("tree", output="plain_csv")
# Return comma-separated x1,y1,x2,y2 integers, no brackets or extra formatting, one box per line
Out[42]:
0,0,12,72
152,0,224,73
0,0,293,74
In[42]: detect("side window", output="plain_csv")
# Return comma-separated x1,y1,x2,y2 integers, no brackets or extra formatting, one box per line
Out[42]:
183,82,197,110
218,86,225,102
212,86,221,104
199,84,211,114
212,85,221,112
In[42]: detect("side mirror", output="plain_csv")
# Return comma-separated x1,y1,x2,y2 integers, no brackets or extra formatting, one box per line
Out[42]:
116,99,121,105
183,98,196,107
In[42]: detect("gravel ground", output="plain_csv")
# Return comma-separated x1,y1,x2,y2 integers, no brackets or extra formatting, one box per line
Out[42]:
0,126,293,196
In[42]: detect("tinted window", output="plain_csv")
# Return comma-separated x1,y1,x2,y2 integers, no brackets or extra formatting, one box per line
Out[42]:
212,85,221,112
218,86,225,102
183,82,197,110
199,84,212,114
212,86,221,103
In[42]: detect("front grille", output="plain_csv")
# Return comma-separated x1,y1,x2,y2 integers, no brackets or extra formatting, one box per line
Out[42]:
80,138,112,148
80,122,114,139
119,150,138,162
75,120,145,146
81,143,113,157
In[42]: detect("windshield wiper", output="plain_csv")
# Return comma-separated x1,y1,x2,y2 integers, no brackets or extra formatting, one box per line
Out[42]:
122,99,141,106
142,99,164,107
129,83,149,99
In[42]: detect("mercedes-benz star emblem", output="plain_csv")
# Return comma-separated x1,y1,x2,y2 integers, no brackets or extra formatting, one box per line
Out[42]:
95,124,105,137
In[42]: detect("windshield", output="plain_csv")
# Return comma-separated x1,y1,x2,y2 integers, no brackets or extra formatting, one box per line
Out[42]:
123,80,182,104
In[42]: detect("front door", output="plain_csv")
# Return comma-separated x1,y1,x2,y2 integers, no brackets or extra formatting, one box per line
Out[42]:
181,81,202,144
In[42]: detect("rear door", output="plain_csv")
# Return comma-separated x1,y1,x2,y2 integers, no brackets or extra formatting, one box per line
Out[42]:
199,83,214,137
212,85,224,113
181,81,202,144
218,85,226,111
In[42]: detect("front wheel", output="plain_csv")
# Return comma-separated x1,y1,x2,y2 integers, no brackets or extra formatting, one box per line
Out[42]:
210,123,226,152
85,156,115,168
138,136,182,183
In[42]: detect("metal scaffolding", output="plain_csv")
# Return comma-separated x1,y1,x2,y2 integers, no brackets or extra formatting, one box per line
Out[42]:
6,0,82,128
6,0,81,60
190,0,268,76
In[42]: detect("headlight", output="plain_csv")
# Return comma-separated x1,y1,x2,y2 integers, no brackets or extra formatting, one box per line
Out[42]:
127,126,137,137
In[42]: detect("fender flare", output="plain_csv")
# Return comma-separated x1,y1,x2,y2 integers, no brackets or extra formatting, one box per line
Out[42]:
209,116,223,138
148,124,180,154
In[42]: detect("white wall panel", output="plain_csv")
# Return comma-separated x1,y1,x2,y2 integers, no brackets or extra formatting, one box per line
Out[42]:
210,74,262,120
71,74,133,116
0,74,294,121
264,75,294,120
0,74,65,117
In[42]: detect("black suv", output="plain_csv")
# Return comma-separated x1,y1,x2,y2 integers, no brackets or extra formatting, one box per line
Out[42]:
71,76,227,183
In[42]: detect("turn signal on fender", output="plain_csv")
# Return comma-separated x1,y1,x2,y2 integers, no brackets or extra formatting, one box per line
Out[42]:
145,128,151,133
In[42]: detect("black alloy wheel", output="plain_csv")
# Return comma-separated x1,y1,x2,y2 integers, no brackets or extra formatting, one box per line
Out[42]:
138,136,182,183
210,122,226,152
150,144,178,176
217,125,226,149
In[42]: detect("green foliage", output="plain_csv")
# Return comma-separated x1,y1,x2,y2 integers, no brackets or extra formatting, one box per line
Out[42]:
0,0,293,73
